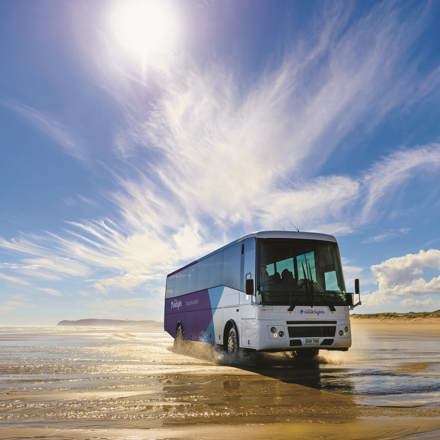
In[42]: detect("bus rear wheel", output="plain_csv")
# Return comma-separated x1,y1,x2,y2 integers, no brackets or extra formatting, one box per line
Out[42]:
174,324,185,351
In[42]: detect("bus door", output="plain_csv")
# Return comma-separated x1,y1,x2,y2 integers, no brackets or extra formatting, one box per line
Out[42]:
240,238,257,347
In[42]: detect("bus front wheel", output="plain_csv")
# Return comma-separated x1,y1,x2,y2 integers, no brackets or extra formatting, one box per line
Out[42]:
226,325,239,354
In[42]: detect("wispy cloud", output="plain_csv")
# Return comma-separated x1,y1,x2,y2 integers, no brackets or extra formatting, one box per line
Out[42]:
0,272,30,287
360,145,440,223
0,235,90,282
4,101,87,162
105,1,440,233
0,295,30,314
82,296,161,321
38,287,63,297
1,1,440,298
363,228,411,244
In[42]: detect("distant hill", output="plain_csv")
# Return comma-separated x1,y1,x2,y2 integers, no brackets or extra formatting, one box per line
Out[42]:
57,319,162,327
351,310,440,320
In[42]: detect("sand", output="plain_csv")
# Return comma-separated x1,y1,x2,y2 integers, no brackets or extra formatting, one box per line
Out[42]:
0,319,439,439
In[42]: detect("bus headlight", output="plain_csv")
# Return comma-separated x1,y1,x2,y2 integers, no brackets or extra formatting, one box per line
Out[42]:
339,330,344,336
269,326,285,338
344,326,349,333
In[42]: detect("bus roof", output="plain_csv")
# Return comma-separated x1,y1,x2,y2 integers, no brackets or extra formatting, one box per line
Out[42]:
167,230,337,277
239,230,337,242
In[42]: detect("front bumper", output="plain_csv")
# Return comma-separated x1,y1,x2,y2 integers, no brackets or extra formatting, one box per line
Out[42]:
256,320,352,351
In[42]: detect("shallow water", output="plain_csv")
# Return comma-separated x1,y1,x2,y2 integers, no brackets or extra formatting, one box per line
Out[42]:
0,320,439,439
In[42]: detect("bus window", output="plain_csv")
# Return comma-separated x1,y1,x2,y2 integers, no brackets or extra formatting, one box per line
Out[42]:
324,270,339,291
297,251,316,282
265,263,275,276
276,257,294,277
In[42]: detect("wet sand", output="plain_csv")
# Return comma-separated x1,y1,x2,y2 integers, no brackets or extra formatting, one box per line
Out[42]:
0,319,439,439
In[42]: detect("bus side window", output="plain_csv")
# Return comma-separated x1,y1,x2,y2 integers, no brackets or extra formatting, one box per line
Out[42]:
223,244,241,290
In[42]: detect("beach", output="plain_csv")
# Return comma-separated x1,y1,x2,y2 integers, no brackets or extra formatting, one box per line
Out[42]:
0,318,439,439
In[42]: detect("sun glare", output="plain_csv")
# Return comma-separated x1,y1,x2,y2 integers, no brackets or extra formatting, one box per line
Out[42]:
109,0,180,70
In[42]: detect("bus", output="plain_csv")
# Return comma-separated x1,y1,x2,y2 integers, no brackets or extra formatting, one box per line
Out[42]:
164,231,361,359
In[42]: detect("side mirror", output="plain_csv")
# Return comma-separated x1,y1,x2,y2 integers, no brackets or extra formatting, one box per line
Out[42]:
245,278,254,295
351,278,361,308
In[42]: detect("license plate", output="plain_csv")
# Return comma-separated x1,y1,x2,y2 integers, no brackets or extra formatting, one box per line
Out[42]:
304,338,319,345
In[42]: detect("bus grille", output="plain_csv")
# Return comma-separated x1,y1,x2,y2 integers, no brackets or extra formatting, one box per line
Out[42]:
288,326,336,338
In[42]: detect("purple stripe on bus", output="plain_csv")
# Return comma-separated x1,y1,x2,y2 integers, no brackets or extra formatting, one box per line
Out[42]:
164,289,213,341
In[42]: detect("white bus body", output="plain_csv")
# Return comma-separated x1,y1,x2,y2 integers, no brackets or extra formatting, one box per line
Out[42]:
164,231,360,354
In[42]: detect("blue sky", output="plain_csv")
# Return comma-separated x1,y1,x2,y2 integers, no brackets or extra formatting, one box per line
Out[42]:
1,0,440,324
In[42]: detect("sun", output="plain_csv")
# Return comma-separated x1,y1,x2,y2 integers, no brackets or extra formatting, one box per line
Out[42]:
108,0,180,70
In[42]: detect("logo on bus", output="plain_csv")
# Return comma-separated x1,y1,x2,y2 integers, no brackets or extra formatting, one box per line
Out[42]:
300,309,325,316
170,299,183,311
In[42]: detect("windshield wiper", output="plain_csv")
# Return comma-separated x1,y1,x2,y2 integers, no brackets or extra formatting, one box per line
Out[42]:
301,262,312,307
315,290,337,311
287,274,295,312
303,261,336,311
287,291,295,311
303,260,315,307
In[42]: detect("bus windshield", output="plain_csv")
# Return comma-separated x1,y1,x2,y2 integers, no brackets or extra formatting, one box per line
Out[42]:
258,239,347,306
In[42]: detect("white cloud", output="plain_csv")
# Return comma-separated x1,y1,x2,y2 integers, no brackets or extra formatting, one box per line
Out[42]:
377,274,440,297
3,101,86,162
1,1,440,300
101,1,440,240
400,297,440,310
372,249,440,291
365,249,440,306
0,236,90,282
361,291,388,307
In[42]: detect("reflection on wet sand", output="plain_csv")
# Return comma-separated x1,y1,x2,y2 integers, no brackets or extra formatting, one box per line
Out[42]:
0,319,439,439
174,341,355,391
158,370,357,426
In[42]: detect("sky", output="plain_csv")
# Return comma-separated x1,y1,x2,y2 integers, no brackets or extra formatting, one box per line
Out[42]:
0,0,440,325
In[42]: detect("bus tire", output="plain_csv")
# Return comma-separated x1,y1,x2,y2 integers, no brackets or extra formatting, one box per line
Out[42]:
174,324,185,351
225,323,239,355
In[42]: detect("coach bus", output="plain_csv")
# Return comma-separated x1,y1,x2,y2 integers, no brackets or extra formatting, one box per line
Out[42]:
164,231,361,359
